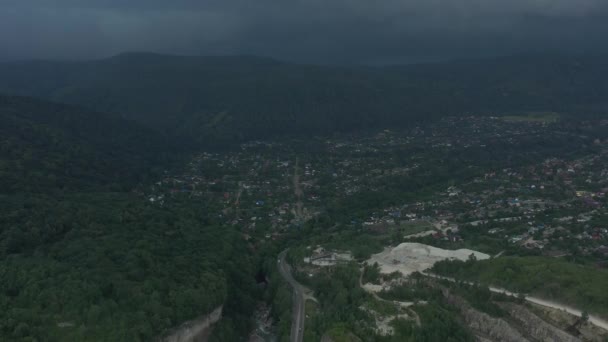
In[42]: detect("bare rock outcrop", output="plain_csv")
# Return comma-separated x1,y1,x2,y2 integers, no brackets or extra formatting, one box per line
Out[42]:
443,290,529,342
498,303,580,342
462,307,530,342
320,335,333,342
321,332,362,342
160,306,223,342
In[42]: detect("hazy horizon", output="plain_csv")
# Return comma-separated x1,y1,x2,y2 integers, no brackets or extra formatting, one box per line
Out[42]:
2,0,608,65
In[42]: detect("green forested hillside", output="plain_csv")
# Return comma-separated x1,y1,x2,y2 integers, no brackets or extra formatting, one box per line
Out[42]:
432,257,608,318
0,194,255,341
0,96,258,341
0,95,177,193
1,53,607,146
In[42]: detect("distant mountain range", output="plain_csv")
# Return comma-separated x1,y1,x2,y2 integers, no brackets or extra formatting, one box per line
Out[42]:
1,53,607,146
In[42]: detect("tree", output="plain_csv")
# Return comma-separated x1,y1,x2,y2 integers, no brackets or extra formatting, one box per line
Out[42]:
467,253,477,264
517,293,526,304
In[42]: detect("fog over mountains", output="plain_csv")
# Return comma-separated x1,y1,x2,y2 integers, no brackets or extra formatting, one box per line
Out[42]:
2,0,608,64
1,53,607,146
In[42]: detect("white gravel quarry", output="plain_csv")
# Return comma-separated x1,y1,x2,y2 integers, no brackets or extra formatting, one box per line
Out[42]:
367,242,490,276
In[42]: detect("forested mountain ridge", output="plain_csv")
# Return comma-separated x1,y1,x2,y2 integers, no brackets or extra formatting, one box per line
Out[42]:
0,95,176,193
1,53,607,146
0,95,258,340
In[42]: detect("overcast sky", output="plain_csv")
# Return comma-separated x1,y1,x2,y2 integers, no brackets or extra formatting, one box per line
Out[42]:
2,0,608,64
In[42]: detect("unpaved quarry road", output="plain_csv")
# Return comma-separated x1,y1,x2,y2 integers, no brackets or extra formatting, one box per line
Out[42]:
495,289,608,332
425,273,608,332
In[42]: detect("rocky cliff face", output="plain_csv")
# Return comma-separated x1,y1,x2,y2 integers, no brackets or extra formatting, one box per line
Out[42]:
498,303,581,342
320,332,362,342
442,286,581,342
459,305,530,341
320,335,333,342
475,336,495,342
160,306,223,342
443,290,530,342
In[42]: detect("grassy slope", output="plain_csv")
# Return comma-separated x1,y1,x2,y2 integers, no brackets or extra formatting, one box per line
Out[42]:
433,256,608,317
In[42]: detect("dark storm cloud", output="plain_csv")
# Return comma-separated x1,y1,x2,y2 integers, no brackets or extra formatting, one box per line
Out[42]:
2,0,608,64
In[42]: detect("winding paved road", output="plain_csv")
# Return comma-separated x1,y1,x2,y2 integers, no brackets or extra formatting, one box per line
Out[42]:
278,249,313,342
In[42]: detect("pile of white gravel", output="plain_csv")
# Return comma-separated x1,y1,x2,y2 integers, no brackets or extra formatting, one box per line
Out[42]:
366,242,490,276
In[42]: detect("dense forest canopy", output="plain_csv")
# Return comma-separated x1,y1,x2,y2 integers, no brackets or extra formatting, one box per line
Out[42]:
0,95,258,341
1,53,607,146
0,95,177,193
